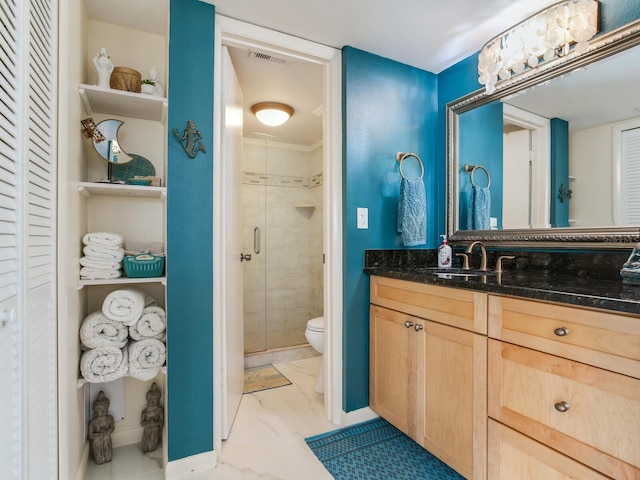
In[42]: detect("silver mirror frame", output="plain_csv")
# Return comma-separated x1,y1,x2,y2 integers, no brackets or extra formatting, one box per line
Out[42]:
447,18,640,249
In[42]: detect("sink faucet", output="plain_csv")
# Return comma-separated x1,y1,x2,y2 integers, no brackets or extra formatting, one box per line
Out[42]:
465,241,487,271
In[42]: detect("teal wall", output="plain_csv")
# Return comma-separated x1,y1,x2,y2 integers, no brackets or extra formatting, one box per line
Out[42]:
167,0,215,461
458,101,503,230
342,47,437,411
550,118,570,227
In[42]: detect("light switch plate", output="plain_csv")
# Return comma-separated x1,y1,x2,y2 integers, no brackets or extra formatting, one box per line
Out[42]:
357,208,368,229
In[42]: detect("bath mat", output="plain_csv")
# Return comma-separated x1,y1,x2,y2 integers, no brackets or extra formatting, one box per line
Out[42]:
243,364,291,394
305,417,464,480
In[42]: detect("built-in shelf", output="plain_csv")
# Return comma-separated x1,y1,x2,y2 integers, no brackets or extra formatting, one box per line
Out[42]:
77,276,167,289
78,83,168,123
295,204,316,210
77,367,167,388
78,182,167,199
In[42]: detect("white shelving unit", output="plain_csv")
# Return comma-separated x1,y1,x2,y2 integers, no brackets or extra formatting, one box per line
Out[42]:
78,182,166,199
79,83,168,123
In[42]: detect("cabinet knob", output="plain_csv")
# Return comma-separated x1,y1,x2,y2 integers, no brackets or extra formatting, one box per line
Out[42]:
554,401,570,412
404,321,414,328
414,324,424,332
554,327,570,337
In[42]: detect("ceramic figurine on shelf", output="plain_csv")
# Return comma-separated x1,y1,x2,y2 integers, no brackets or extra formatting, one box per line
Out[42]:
141,382,164,452
93,48,114,89
87,391,115,464
149,67,164,97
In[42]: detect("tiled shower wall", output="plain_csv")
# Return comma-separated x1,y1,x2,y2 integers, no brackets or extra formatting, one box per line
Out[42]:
242,139,324,353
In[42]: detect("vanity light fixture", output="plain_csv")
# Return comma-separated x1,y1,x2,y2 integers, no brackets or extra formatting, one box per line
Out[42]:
250,102,294,127
478,0,599,94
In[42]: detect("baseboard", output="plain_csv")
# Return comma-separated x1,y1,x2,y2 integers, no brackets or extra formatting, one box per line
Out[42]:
341,406,378,427
111,426,144,448
165,449,217,479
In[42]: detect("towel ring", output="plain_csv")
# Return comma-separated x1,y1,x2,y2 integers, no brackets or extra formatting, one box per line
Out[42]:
396,152,424,179
464,163,491,188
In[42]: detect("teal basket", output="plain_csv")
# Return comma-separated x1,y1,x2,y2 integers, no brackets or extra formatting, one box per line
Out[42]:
123,254,165,278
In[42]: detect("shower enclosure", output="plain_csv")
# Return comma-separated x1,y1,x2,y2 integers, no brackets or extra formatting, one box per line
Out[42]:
241,137,324,353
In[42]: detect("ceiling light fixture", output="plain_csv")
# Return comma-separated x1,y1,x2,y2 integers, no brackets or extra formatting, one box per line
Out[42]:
250,102,294,127
478,0,599,94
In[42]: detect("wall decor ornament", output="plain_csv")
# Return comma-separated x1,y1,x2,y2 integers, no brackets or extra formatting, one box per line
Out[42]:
172,120,206,158
478,0,599,94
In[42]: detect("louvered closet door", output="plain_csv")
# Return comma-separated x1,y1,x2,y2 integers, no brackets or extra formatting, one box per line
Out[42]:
0,1,24,478
621,126,640,224
0,0,58,478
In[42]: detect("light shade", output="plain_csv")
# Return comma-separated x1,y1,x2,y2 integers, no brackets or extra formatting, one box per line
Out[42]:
478,0,599,94
251,102,294,126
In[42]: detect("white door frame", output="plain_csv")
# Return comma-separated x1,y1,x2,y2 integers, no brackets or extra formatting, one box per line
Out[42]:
503,104,551,228
212,14,343,454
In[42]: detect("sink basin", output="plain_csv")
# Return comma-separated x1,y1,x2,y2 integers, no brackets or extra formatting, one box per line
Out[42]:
415,267,496,277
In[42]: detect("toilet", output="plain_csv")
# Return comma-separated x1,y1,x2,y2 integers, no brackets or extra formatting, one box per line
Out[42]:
305,316,325,394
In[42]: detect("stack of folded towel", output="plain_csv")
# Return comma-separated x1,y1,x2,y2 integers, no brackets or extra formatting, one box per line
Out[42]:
80,232,125,280
79,288,167,383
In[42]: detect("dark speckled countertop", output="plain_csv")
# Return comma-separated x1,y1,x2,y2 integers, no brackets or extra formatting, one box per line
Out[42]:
364,249,640,316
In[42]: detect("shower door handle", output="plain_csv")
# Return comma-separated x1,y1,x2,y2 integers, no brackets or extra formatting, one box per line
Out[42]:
254,227,261,254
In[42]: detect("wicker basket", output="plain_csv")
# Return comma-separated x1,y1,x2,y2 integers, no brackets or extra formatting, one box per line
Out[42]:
123,254,165,278
110,66,142,93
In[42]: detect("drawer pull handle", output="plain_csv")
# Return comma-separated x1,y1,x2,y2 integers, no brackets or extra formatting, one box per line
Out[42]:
554,327,570,337
414,324,424,332
554,401,570,412
404,321,414,328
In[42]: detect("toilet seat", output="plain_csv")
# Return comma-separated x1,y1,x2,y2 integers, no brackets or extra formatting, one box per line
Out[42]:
306,316,324,332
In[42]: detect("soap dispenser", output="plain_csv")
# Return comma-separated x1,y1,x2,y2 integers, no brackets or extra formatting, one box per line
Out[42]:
438,235,452,268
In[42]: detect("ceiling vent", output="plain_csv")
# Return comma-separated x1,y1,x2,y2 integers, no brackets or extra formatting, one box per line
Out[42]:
249,50,291,66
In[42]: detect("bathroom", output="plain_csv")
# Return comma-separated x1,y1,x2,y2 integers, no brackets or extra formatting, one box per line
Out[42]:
224,46,326,376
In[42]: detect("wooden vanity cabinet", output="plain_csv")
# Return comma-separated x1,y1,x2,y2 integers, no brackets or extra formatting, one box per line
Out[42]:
370,276,487,480
488,295,640,480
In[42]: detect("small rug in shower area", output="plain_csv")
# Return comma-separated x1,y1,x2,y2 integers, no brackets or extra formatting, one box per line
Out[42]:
305,417,465,480
243,364,291,394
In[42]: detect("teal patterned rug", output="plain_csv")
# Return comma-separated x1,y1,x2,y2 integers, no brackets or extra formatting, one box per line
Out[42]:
305,418,464,480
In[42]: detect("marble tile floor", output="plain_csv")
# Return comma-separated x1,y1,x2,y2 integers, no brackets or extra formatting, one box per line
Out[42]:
87,357,336,479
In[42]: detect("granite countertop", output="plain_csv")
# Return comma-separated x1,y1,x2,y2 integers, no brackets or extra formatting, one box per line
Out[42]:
364,266,640,316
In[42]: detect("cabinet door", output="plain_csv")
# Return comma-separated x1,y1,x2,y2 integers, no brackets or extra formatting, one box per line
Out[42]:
370,305,419,437
421,321,487,480
488,339,640,480
488,420,610,480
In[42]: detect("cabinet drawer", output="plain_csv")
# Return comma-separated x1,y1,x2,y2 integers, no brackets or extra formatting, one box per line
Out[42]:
488,419,610,480
371,276,487,334
488,339,640,480
488,295,640,378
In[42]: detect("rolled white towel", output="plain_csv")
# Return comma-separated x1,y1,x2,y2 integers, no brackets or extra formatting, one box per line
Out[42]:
83,244,125,262
80,346,128,383
80,267,122,280
83,232,124,248
128,338,166,381
80,310,129,349
102,288,156,326
79,256,122,271
129,306,166,341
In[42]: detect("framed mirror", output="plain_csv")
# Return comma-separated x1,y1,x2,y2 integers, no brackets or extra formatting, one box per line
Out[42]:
447,18,640,248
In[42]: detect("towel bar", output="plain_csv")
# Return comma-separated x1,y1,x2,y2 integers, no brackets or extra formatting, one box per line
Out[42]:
396,152,424,179
464,163,491,188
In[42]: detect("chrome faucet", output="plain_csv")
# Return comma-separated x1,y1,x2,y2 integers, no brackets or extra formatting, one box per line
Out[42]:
465,241,487,271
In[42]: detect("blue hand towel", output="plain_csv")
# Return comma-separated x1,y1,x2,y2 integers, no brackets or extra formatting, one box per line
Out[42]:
467,185,491,230
397,177,426,246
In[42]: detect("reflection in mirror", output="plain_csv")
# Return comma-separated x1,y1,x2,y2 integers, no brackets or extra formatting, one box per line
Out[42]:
448,19,640,246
